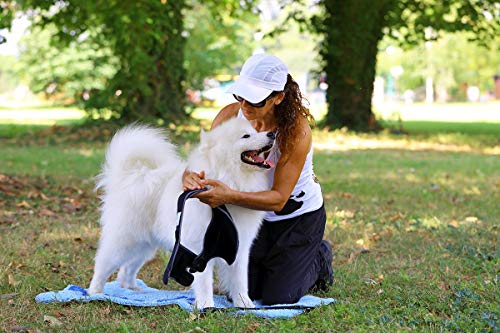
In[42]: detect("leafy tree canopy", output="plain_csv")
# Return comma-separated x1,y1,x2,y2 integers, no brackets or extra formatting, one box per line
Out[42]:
4,0,261,123
275,0,500,130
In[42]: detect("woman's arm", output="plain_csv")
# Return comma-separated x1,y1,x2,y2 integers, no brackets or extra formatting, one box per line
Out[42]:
211,102,239,129
196,118,311,211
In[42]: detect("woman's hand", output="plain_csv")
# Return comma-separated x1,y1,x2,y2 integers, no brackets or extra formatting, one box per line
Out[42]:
195,179,235,208
182,169,206,191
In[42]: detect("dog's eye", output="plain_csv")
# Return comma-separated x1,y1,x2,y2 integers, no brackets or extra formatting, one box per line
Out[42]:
241,134,251,139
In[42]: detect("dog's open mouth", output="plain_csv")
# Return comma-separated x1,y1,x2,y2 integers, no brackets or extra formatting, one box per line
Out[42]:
241,144,275,169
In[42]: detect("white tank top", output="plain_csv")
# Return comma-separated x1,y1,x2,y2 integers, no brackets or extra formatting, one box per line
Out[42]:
237,110,323,221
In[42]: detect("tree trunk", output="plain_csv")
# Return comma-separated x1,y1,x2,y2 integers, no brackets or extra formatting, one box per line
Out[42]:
322,0,393,131
121,1,187,123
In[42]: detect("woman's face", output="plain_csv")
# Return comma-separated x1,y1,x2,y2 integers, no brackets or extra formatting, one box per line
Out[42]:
239,92,285,121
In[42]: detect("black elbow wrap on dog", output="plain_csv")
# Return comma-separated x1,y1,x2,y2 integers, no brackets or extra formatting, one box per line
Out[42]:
163,189,239,287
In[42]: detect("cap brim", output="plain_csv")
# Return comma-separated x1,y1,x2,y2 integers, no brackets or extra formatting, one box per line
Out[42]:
226,76,273,103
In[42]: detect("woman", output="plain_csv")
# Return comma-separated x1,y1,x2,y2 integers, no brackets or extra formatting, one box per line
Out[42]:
183,53,333,305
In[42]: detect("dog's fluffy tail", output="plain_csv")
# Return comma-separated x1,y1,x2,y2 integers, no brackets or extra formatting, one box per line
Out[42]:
96,125,183,212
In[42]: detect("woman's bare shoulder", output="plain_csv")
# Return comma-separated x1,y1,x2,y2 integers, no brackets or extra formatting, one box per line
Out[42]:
212,103,240,129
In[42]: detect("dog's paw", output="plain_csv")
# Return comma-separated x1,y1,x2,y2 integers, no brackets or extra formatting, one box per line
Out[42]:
119,281,143,292
194,297,215,310
86,286,103,295
232,294,255,308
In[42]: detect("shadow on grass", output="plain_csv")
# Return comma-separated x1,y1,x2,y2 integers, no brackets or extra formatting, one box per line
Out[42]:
0,119,86,139
0,119,206,147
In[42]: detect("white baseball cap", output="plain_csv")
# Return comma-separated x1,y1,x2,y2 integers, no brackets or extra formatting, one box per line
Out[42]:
226,54,288,103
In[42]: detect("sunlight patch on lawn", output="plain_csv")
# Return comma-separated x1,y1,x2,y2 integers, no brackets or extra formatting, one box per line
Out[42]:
313,134,499,154
0,108,86,125
78,148,96,157
376,101,500,122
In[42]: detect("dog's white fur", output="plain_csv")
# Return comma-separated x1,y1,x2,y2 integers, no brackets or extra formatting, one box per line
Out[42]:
87,117,272,309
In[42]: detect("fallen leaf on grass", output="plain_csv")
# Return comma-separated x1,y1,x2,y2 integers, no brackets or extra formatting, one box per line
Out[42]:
364,279,378,286
347,252,357,263
8,274,17,286
63,204,78,213
0,186,16,196
53,311,65,318
103,306,111,315
120,308,133,315
16,200,31,208
465,216,480,223
39,209,56,216
44,315,63,327
61,185,84,196
245,323,261,332
388,212,404,222
27,190,50,200
0,292,18,300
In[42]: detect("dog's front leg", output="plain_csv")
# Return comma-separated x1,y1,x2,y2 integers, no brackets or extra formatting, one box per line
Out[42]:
223,255,255,308
191,261,215,309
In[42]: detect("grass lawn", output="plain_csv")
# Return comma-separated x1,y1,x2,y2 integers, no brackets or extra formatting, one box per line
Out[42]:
0,104,499,332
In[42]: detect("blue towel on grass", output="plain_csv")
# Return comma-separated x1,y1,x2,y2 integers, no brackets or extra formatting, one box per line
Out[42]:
35,279,336,318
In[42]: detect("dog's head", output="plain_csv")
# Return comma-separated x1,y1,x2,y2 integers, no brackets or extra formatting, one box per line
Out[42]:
197,117,275,172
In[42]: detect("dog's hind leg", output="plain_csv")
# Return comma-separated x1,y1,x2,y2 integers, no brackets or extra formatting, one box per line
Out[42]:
88,239,130,295
117,246,156,291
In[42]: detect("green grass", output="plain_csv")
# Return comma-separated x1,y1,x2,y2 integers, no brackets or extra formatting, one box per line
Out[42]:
1,106,499,332
396,121,500,135
0,105,86,125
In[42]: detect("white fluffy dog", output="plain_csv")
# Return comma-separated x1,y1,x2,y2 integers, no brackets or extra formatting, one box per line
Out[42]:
87,117,274,309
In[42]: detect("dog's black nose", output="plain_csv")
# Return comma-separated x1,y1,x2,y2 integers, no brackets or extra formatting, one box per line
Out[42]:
267,131,275,139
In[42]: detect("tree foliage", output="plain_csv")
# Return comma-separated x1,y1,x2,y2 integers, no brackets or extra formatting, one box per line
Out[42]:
183,1,258,91
286,0,500,130
377,33,500,101
17,25,118,105
0,1,16,44
384,0,500,47
5,0,498,129
0,54,19,92
4,0,260,123
322,0,499,130
12,0,189,122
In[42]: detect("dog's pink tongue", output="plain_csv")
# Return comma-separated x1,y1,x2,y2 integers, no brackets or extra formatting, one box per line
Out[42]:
249,151,274,168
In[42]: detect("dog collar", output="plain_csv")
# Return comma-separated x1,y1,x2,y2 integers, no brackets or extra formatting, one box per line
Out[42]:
163,189,239,287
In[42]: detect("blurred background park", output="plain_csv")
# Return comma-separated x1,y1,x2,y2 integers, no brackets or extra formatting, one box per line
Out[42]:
0,0,499,130
1,1,499,332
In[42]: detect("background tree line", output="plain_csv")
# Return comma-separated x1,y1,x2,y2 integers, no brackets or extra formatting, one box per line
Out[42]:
1,0,498,130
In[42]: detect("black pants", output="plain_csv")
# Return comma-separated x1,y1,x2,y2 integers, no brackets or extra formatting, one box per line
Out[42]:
248,204,326,305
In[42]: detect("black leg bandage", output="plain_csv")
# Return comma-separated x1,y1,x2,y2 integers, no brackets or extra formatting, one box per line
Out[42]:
163,189,238,287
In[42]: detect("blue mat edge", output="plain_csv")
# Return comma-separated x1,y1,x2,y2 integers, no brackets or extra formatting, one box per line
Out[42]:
34,280,336,319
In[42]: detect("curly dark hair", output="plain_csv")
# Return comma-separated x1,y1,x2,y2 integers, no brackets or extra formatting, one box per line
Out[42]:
273,74,315,154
